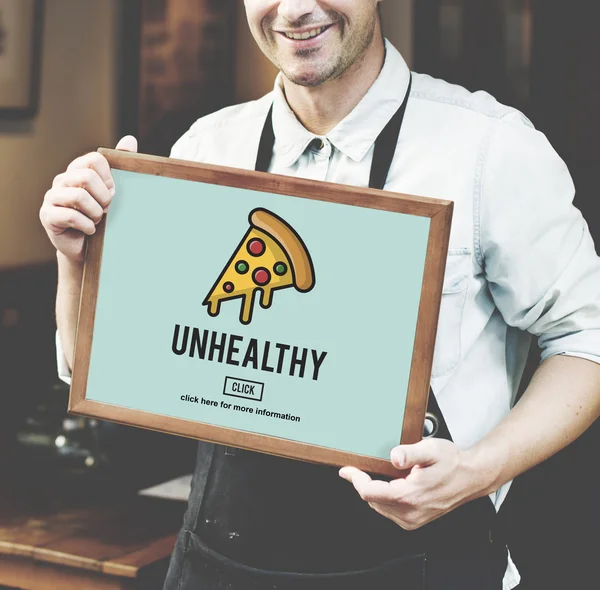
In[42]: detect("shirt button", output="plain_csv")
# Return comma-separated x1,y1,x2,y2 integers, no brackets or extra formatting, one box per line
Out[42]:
311,138,325,150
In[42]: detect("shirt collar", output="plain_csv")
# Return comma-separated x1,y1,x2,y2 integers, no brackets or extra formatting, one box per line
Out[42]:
271,40,411,168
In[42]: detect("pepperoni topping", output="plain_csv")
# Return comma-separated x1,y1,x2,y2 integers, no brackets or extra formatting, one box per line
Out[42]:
253,268,271,286
235,260,249,274
273,262,288,276
223,282,235,293
247,238,266,257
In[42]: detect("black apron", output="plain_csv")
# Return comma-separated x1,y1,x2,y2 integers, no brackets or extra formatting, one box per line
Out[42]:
164,77,508,589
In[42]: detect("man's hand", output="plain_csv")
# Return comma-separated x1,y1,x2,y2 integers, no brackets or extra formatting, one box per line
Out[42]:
339,439,488,530
41,136,138,371
39,135,138,263
340,356,600,532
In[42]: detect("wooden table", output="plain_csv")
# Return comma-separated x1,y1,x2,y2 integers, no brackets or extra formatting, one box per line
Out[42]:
0,482,185,589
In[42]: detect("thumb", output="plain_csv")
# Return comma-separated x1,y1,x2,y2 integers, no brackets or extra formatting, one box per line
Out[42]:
390,440,439,470
115,135,138,153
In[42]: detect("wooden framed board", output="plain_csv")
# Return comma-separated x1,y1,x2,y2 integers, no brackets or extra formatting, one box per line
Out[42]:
69,149,453,478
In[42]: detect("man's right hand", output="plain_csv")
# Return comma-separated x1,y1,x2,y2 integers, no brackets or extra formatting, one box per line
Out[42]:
39,136,138,263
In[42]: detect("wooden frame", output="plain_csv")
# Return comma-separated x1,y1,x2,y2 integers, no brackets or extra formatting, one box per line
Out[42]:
69,149,453,478
0,0,44,118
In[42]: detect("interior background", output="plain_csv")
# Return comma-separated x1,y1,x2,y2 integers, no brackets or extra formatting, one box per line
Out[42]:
0,2,598,589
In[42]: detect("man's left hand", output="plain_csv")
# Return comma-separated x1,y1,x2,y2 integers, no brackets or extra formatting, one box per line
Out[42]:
339,439,488,530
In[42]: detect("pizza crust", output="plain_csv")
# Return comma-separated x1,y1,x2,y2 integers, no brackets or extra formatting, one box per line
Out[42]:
250,209,315,292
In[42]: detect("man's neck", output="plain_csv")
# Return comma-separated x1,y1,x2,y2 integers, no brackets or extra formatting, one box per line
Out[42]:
281,35,386,136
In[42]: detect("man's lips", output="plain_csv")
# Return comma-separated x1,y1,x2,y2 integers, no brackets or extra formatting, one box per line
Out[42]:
274,24,335,46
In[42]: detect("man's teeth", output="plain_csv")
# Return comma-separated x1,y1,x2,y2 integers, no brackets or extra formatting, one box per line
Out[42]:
285,27,326,40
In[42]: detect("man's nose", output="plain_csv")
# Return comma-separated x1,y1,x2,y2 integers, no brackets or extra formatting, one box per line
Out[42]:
277,0,319,23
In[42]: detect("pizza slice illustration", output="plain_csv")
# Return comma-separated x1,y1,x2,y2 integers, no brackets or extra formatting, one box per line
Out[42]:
203,208,315,325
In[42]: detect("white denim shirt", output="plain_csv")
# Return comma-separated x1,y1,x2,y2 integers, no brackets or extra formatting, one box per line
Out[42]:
58,40,600,590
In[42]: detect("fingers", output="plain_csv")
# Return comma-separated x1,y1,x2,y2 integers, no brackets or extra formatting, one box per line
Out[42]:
339,466,372,488
42,165,110,243
46,187,104,224
42,206,97,236
390,439,443,470
54,167,112,211
339,467,404,504
66,152,115,198
339,467,425,530
60,135,137,211
116,135,138,152
39,137,139,262
368,502,423,531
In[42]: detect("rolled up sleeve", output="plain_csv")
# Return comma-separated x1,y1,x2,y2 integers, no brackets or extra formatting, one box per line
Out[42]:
56,330,72,385
480,111,600,365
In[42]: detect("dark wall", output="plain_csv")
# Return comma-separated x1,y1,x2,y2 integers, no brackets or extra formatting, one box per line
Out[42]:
414,2,600,589
0,264,58,448
530,0,600,245
0,263,197,491
510,4,600,588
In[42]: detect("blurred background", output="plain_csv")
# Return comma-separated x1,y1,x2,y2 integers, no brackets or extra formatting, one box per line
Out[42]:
0,1,598,588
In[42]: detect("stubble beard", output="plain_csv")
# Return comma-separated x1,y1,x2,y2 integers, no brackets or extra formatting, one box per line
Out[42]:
271,15,378,88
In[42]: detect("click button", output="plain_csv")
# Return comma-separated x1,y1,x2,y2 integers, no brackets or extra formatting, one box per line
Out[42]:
223,377,264,402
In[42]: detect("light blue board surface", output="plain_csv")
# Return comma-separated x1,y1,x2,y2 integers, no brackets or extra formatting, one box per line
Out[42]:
86,169,430,459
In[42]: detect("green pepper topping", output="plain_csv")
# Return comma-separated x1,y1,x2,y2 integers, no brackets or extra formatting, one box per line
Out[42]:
274,262,288,276
236,260,249,274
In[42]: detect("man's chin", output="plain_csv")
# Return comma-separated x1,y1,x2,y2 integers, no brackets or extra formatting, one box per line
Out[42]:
281,65,335,88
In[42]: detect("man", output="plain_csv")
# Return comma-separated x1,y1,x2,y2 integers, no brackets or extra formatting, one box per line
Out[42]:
40,1,600,589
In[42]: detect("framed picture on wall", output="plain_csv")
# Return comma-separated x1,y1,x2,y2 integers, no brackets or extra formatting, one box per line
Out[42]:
68,149,453,477
0,0,43,118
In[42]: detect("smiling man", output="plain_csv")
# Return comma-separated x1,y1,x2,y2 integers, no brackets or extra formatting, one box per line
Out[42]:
40,1,600,589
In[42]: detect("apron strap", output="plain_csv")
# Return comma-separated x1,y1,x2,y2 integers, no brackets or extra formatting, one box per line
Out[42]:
255,103,276,174
369,76,412,191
